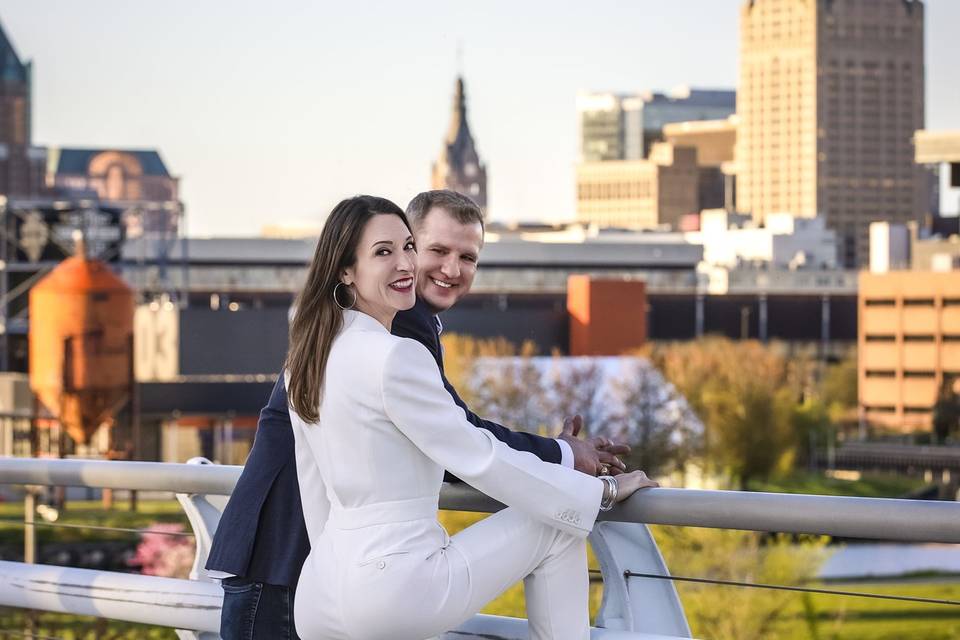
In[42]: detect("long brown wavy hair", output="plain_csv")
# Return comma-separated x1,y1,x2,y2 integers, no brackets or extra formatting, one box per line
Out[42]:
285,195,409,422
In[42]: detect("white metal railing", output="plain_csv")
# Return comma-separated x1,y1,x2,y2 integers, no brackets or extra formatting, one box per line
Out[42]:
0,457,958,639
2,457,957,542
0,561,223,632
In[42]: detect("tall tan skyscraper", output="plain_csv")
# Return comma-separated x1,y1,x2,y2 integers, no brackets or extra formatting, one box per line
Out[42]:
737,0,925,267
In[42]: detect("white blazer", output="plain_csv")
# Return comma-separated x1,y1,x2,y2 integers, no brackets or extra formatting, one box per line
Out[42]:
288,310,602,639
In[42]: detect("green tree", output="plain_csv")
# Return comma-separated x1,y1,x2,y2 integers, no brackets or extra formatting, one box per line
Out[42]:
702,381,795,489
788,397,831,471
933,376,960,444
653,338,795,489
820,355,858,425
651,525,831,640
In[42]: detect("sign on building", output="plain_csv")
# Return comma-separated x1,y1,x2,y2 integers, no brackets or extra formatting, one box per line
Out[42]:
134,304,179,382
7,204,125,264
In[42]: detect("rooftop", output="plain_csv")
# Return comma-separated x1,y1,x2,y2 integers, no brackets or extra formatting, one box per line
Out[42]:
50,148,173,178
577,87,736,112
122,235,703,270
915,130,960,164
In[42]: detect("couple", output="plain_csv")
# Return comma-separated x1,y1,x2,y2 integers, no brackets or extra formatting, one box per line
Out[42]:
207,190,658,640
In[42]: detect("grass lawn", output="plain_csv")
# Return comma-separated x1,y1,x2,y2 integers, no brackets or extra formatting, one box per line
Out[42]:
772,580,960,640
748,471,928,498
0,608,176,639
0,499,189,550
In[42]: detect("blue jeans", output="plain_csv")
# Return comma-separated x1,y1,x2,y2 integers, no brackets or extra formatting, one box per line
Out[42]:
220,576,300,640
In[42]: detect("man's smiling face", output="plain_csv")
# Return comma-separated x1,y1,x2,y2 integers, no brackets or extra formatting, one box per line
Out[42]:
414,206,483,313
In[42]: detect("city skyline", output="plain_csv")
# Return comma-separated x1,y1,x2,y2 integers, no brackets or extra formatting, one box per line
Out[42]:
2,0,959,236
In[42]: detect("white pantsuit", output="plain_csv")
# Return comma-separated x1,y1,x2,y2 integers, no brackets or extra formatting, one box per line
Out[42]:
288,311,604,640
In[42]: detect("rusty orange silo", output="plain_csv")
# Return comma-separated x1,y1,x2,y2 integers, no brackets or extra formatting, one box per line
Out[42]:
28,242,134,445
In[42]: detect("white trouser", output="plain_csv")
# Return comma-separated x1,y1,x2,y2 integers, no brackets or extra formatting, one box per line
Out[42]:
445,506,590,640
294,507,590,640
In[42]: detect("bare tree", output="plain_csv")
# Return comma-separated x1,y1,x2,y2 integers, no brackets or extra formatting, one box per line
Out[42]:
544,357,605,437
608,360,702,479
471,341,547,433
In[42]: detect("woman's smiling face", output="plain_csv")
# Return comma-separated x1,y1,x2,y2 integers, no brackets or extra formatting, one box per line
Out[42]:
342,213,417,328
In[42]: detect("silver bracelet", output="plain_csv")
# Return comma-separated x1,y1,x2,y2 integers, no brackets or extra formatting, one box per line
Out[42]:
599,475,618,511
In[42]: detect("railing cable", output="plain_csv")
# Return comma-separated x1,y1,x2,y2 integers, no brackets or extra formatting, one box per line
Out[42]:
619,570,960,607
0,519,194,538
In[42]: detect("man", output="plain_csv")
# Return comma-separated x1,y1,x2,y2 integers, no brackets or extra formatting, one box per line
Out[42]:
206,190,629,639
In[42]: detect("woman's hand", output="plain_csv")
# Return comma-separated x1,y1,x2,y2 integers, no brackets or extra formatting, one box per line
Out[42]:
613,470,659,503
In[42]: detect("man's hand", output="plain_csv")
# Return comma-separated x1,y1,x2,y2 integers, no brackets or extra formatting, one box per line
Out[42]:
591,436,631,476
558,415,630,476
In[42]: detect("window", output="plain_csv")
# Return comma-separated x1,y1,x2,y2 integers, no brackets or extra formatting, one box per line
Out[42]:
865,370,896,378
864,298,895,307
903,371,935,378
903,406,932,414
864,405,896,413
903,335,934,342
903,298,935,307
865,334,896,342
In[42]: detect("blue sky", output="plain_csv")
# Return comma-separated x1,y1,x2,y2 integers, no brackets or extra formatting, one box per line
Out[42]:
3,0,958,235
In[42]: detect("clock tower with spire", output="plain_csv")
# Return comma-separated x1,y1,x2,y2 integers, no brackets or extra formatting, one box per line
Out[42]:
0,17,44,197
431,76,488,213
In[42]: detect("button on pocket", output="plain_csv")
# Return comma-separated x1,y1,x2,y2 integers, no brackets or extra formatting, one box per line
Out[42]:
357,550,411,568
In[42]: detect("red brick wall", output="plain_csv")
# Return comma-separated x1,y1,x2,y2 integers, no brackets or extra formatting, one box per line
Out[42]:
567,276,647,355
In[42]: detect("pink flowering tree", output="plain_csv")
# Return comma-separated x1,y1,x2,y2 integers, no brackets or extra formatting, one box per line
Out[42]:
129,522,195,579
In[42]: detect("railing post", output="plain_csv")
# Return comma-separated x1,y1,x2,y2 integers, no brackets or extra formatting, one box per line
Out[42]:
23,489,36,564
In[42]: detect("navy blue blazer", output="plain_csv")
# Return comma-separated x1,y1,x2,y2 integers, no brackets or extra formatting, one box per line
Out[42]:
206,300,562,588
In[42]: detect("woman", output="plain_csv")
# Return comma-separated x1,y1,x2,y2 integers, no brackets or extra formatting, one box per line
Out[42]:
286,195,657,640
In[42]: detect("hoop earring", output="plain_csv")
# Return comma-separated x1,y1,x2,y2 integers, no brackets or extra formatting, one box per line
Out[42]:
333,282,356,310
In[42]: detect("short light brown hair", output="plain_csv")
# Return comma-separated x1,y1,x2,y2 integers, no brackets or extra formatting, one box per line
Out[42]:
405,190,484,235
